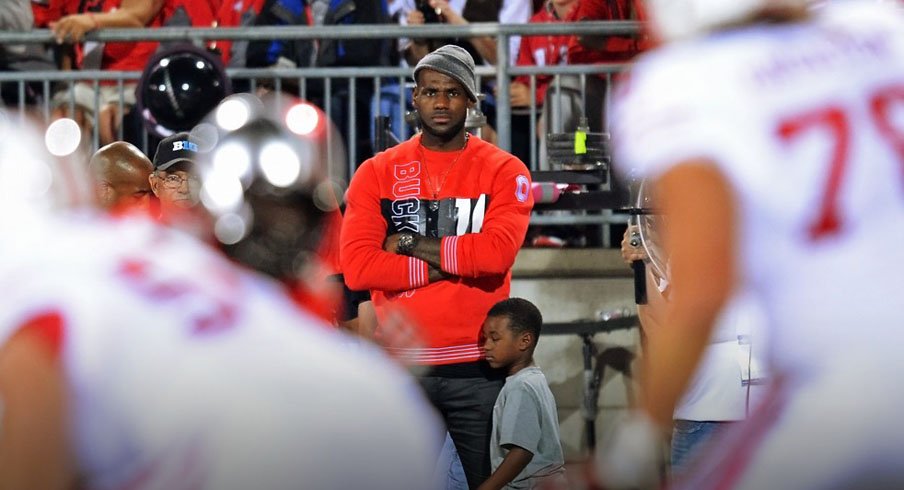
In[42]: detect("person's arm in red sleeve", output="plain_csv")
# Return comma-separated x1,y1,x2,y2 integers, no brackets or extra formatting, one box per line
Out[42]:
389,158,533,278
51,0,165,43
443,160,532,277
32,1,54,28
97,0,166,27
340,161,444,292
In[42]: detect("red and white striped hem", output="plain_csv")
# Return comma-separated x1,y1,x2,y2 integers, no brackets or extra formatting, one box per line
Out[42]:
408,257,428,289
441,236,459,275
386,344,483,364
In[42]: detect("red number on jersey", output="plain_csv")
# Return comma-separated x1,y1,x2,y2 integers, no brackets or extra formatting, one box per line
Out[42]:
870,85,904,167
778,107,849,239
777,82,904,240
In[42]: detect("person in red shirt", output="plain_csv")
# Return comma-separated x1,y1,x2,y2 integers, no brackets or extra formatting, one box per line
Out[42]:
509,0,648,170
31,0,78,28
48,0,217,146
566,0,648,64
50,0,172,145
509,0,579,109
340,44,534,488
212,0,265,66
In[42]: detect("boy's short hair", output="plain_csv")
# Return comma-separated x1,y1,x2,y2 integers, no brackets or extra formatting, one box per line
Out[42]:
487,298,543,341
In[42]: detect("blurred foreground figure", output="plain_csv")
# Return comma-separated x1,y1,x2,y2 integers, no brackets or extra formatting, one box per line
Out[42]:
0,107,442,490
596,1,904,489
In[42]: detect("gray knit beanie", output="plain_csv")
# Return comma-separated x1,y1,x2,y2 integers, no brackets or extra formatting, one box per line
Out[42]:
413,45,479,102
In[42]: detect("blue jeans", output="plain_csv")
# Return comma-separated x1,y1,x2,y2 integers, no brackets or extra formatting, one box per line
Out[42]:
671,420,736,473
437,432,468,490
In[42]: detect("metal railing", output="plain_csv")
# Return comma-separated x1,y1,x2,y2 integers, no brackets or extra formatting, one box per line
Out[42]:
0,21,641,233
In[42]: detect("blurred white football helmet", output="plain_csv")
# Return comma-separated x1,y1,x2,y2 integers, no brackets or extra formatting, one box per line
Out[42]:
195,93,344,281
646,0,810,41
0,112,94,227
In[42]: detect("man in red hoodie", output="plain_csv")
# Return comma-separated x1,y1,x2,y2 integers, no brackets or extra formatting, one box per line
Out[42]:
340,44,534,489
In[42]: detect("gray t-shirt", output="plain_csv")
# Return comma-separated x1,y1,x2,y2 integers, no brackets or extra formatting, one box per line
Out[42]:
490,366,566,489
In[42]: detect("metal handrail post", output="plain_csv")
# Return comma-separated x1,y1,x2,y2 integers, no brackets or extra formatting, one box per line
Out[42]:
495,33,510,152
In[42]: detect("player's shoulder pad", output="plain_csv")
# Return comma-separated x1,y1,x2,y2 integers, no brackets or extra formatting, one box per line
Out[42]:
820,1,904,35
615,42,721,112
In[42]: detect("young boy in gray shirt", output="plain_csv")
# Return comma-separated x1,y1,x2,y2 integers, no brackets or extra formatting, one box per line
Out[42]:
479,298,566,490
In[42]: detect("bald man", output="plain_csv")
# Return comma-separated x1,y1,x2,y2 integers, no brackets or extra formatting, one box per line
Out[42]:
89,141,153,211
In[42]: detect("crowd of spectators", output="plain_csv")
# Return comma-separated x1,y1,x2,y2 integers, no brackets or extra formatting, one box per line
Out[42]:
1,0,644,168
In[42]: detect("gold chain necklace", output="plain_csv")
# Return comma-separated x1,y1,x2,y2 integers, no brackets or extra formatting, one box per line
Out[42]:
419,134,469,211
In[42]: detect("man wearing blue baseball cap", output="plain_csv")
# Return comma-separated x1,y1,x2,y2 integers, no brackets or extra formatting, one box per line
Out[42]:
150,132,202,211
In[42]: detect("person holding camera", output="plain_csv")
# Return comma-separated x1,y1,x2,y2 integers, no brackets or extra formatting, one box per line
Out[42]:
618,226,768,478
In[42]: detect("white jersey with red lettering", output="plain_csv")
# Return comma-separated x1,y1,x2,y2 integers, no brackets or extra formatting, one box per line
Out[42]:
612,2,904,488
0,214,442,490
613,1,904,377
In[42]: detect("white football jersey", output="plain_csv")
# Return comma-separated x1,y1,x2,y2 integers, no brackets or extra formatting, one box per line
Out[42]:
612,1,904,376
0,214,442,490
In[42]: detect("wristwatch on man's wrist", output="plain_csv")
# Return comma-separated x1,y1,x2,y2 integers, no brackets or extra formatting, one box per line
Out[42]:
396,233,419,256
